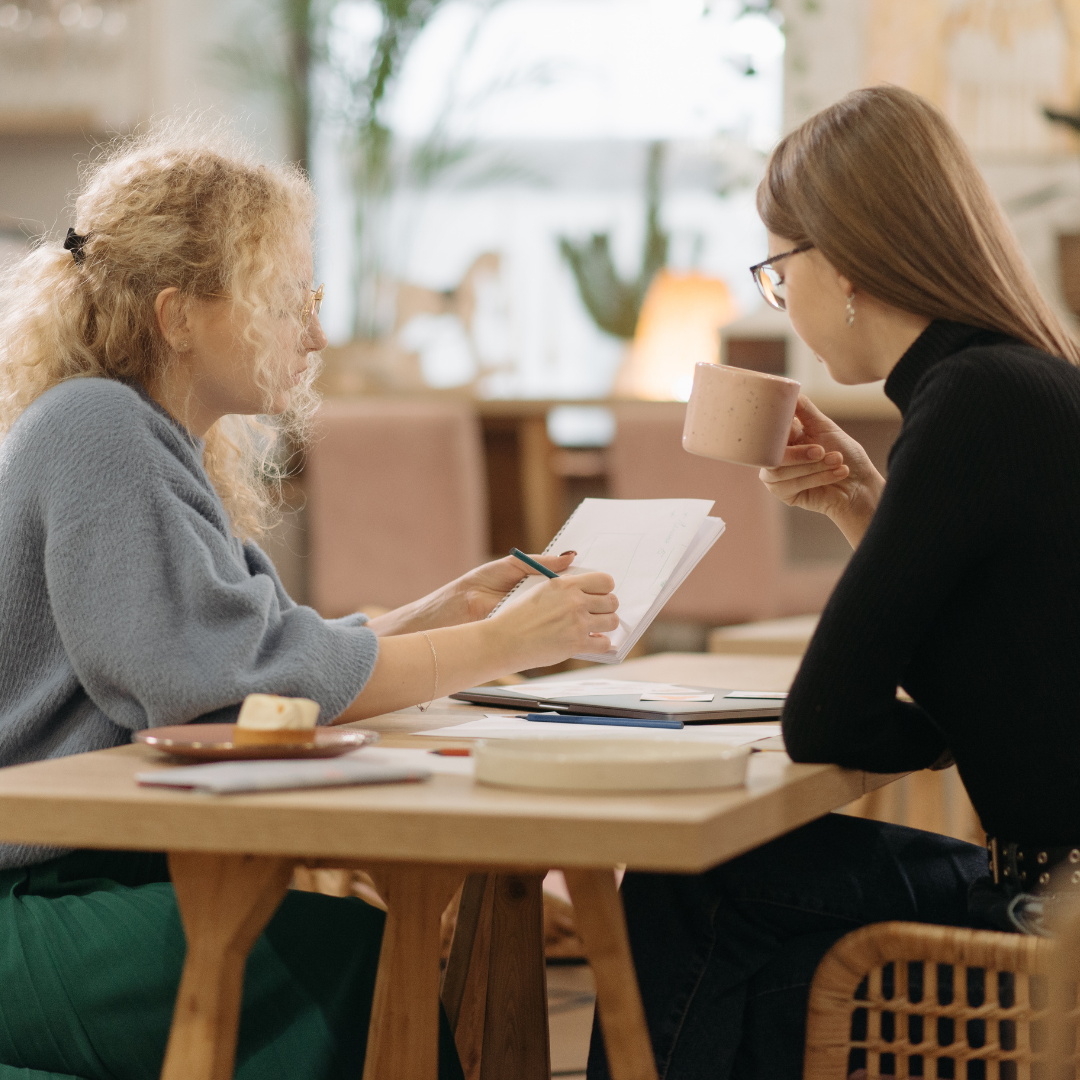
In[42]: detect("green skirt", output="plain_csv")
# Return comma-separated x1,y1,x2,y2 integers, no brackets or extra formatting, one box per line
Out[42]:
0,850,464,1080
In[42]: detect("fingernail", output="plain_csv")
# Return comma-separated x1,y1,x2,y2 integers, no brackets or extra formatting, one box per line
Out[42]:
560,550,576,557
832,466,847,476
824,452,841,464
807,446,824,460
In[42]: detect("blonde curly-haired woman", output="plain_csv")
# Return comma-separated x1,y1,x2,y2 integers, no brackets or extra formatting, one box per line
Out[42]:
587,86,1080,1080
0,125,618,1080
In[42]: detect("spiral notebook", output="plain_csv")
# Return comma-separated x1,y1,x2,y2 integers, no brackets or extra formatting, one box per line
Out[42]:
491,498,725,663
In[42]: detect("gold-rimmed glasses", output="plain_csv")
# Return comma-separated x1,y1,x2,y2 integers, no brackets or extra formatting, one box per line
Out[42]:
202,284,325,326
303,283,324,327
749,244,813,311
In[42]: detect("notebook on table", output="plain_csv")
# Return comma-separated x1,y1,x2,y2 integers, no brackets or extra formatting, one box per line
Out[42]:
451,678,786,723
490,497,726,664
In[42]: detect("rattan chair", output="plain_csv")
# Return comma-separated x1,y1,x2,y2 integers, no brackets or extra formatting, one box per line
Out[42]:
803,921,1074,1080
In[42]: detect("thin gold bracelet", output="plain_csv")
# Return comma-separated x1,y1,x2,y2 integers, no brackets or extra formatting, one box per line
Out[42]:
417,631,438,712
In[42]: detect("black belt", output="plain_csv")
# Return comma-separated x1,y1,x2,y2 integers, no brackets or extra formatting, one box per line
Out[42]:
988,837,1080,890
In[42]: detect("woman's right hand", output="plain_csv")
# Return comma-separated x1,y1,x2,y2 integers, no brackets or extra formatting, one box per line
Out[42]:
759,395,885,548
341,573,618,720
491,572,619,669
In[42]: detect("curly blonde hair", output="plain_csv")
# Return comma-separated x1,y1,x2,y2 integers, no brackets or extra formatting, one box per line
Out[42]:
0,118,322,539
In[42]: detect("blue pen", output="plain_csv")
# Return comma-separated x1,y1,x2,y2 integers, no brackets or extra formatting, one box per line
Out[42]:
509,548,558,579
525,713,684,730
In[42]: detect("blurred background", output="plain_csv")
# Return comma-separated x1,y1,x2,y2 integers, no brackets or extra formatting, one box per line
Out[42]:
8,3,1080,1058
4,0,1080,653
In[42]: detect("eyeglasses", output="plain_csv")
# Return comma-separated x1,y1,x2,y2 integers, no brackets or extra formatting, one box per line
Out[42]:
749,244,814,310
303,283,324,327
204,283,325,326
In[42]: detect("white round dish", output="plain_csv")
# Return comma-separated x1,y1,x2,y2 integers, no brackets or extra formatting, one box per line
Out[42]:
473,738,751,792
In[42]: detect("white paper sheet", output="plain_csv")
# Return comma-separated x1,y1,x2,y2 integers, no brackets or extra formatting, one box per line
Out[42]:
491,499,725,663
415,716,782,746
136,757,432,794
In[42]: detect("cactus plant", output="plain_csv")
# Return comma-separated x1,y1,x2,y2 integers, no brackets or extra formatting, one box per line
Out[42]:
559,141,669,340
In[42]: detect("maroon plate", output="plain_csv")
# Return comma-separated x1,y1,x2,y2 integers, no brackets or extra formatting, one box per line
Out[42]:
135,724,379,762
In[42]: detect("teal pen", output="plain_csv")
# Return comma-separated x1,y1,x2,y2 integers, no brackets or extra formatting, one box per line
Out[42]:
511,547,633,633
509,547,558,579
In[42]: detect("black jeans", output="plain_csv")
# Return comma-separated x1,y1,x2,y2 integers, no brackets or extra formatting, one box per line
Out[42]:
587,813,992,1080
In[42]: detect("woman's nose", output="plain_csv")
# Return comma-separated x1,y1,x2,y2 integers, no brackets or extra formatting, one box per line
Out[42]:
303,312,328,352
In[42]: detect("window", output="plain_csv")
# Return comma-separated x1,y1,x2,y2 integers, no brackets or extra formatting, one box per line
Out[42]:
313,0,784,398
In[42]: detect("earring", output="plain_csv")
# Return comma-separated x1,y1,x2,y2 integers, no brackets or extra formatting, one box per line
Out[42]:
845,294,856,328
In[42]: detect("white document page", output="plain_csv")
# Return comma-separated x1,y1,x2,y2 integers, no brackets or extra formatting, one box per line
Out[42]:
493,499,725,663
415,716,781,746
136,757,432,793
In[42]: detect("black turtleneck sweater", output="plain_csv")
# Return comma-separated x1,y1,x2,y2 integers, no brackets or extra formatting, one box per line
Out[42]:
782,320,1080,844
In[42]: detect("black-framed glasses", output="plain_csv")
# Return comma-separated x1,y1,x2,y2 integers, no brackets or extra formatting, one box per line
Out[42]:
749,243,813,310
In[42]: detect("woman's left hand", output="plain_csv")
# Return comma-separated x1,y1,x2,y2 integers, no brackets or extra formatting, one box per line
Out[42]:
457,551,576,621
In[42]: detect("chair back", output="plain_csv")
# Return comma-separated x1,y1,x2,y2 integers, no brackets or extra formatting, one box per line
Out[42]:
306,399,489,617
804,921,1056,1080
607,402,843,624
607,402,784,624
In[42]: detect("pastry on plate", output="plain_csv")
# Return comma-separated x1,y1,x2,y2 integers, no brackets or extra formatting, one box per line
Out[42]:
232,694,320,747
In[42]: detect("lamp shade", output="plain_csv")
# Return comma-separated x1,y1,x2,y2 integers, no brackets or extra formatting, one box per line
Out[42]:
614,270,738,400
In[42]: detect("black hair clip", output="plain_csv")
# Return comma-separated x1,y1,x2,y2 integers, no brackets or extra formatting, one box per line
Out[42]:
63,227,89,265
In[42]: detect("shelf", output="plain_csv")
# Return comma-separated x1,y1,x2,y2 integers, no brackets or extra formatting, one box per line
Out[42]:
0,109,102,137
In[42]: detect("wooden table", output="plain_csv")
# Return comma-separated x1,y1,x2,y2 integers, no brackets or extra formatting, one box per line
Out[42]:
0,653,902,1080
707,614,820,656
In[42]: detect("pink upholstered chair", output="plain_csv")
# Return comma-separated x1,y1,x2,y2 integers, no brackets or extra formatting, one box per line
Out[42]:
607,402,842,625
306,399,489,618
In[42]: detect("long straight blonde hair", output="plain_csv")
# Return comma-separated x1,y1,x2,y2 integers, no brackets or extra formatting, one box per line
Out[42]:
758,85,1080,365
0,118,321,539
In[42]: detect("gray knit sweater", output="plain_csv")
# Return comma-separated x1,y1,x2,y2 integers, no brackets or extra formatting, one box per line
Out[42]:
0,377,379,870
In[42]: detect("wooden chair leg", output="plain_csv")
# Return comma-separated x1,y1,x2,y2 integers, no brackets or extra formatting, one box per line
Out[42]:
563,868,658,1080
478,873,550,1080
363,863,468,1080
161,852,295,1080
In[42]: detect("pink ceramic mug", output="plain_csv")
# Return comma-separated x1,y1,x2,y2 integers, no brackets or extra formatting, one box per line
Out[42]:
682,362,801,468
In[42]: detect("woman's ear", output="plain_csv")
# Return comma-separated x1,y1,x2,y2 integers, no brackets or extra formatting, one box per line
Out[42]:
808,248,854,300
154,288,189,352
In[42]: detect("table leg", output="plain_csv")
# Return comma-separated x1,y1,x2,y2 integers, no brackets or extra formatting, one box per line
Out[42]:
563,868,658,1080
363,863,468,1080
442,873,494,1080
479,873,549,1080
441,872,550,1080
519,416,562,553
161,852,295,1080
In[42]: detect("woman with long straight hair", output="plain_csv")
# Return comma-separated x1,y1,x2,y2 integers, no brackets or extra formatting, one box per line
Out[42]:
0,121,619,1080
586,85,1080,1080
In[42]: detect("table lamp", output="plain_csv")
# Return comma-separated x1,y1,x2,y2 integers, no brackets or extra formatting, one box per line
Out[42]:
614,270,738,400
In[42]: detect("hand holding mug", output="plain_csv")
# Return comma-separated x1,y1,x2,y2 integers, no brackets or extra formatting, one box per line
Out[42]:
759,395,885,546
